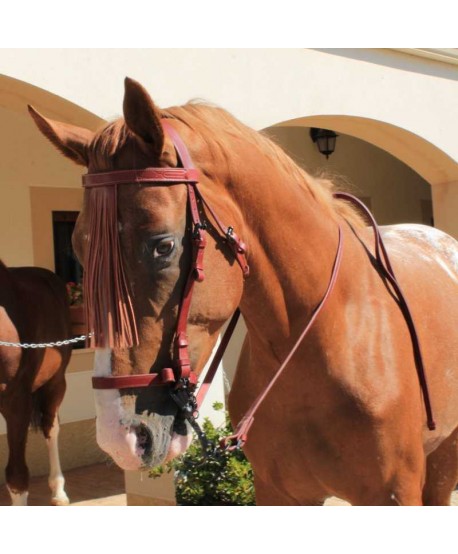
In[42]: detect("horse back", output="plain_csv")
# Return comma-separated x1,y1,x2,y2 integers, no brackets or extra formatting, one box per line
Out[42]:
381,224,458,442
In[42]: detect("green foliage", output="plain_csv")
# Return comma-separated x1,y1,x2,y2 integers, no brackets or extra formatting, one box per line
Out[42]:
149,403,255,505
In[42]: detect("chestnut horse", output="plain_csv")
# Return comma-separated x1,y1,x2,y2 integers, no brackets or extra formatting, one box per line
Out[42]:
29,78,458,505
0,260,71,505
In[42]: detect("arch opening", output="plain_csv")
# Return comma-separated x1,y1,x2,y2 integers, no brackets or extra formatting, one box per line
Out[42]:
264,115,458,239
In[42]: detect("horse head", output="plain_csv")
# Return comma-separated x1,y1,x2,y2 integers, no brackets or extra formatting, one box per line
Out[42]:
29,78,245,470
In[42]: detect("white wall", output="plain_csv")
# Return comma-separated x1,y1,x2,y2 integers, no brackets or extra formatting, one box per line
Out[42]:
1,49,457,161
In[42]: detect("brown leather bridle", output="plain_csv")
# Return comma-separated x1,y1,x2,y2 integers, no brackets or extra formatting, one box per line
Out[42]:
83,120,249,443
83,119,435,453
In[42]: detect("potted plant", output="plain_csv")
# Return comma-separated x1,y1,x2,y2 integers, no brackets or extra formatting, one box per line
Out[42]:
150,403,255,505
66,282,85,336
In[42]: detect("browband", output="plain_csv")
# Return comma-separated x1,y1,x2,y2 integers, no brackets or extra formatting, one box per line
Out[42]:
82,167,200,188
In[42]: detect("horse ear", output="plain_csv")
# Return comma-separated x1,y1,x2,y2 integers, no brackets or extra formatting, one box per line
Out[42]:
28,105,93,167
123,77,164,157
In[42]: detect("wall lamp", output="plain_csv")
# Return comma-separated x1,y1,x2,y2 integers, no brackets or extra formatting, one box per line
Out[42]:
310,128,338,159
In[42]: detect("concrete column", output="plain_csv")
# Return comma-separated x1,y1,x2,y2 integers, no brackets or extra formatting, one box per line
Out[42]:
432,181,458,239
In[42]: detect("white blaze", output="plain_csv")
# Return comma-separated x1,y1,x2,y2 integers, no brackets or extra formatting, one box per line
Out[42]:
93,349,194,469
93,349,143,470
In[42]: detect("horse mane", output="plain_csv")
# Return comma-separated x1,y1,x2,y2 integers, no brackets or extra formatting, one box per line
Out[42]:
163,102,366,229
91,102,365,229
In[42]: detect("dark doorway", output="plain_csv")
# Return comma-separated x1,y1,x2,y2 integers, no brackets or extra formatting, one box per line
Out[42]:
52,211,82,284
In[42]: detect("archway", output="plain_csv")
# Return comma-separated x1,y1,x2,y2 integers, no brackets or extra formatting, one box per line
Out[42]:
267,115,458,239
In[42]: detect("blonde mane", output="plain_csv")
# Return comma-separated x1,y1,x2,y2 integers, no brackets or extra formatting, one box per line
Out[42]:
91,102,365,228
163,102,366,229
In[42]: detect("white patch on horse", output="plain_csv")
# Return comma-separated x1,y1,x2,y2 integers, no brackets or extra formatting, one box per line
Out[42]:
92,350,189,470
93,349,144,471
382,224,458,283
94,348,112,378
435,257,458,283
7,487,28,506
46,416,69,505
165,433,194,463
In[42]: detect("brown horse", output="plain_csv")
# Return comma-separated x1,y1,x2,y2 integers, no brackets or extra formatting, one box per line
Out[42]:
29,78,458,505
0,260,71,505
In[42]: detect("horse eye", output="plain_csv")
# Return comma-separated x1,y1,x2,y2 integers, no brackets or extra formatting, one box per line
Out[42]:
153,239,175,258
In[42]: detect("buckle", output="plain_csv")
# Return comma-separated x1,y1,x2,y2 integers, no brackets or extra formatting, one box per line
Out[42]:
169,378,198,419
225,226,235,242
192,222,207,239
220,433,246,451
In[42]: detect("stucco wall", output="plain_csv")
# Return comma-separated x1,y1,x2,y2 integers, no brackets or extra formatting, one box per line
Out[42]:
0,80,102,266
1,49,457,161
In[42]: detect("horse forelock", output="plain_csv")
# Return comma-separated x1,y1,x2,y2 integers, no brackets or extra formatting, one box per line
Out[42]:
89,119,135,170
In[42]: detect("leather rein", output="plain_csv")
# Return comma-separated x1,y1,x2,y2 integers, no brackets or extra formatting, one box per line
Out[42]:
84,120,435,453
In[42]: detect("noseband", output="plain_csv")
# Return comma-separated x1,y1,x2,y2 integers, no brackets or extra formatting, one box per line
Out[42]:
84,119,435,453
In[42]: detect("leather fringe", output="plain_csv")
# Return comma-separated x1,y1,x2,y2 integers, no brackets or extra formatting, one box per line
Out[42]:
83,185,139,348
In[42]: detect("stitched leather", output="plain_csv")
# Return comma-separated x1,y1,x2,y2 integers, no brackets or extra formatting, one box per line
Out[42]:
92,373,165,389
221,225,344,450
82,167,199,187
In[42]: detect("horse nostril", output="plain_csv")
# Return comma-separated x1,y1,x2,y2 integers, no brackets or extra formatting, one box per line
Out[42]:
134,424,153,455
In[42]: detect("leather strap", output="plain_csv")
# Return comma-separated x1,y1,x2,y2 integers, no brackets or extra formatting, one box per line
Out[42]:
334,192,435,431
92,373,166,389
173,186,207,381
83,167,199,188
222,225,344,450
194,187,250,276
196,309,241,407
92,368,198,390
161,120,195,168
162,119,249,276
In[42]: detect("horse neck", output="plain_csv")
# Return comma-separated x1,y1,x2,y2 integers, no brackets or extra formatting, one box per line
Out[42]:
223,144,342,346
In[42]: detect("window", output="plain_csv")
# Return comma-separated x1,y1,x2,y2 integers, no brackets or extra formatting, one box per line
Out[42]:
52,211,85,348
52,211,83,284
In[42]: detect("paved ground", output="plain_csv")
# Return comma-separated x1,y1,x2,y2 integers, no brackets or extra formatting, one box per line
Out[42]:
0,463,456,505
0,462,127,506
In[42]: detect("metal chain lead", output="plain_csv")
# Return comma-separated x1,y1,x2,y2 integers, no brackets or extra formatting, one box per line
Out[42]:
0,333,92,349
